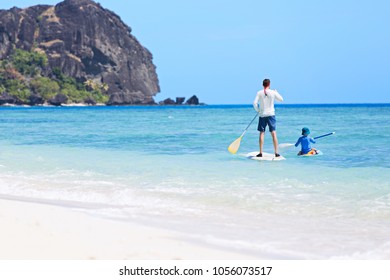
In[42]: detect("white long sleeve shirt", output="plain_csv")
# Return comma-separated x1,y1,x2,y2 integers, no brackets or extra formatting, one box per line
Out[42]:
253,89,284,117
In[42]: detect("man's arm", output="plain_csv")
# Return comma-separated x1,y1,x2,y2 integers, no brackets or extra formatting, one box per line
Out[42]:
274,90,284,102
253,92,260,112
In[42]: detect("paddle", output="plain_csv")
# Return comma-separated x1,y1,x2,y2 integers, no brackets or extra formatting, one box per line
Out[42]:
313,132,335,140
279,132,335,149
228,113,258,154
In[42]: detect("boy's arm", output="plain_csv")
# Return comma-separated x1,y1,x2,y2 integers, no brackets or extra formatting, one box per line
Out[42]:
295,138,301,147
310,138,316,144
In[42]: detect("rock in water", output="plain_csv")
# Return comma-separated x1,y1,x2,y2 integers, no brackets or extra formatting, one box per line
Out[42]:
0,0,160,105
185,95,199,105
175,97,185,105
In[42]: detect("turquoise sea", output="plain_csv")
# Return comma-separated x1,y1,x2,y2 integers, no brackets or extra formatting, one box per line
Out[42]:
0,104,389,259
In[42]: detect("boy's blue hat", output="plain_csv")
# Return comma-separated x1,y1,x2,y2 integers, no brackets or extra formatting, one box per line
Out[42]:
302,127,310,135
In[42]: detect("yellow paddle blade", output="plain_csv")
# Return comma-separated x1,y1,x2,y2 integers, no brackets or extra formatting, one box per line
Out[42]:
228,136,242,154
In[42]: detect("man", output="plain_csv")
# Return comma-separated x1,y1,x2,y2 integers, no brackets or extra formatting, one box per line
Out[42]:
253,78,284,157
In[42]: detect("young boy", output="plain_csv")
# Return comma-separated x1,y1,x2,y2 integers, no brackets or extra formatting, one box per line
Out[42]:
295,127,318,155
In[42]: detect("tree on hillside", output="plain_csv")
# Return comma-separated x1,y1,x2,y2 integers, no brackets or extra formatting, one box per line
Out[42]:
11,49,48,76
30,77,60,99
0,48,109,105
3,79,30,103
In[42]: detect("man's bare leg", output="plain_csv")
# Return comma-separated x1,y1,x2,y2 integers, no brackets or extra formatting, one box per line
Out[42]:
271,130,279,155
258,132,265,155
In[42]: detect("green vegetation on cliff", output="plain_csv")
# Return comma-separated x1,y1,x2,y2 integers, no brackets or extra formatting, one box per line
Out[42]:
0,48,109,105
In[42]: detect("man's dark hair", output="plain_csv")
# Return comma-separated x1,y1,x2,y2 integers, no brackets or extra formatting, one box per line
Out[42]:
263,79,270,87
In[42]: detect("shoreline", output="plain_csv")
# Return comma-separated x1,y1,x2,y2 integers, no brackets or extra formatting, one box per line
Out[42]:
0,103,205,107
0,197,257,260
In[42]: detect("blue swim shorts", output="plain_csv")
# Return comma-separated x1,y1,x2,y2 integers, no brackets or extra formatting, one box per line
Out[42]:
257,115,276,132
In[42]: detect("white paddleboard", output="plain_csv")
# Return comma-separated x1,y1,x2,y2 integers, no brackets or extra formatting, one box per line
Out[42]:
246,151,286,161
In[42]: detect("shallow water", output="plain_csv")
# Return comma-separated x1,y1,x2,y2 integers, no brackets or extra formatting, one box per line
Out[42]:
0,104,389,259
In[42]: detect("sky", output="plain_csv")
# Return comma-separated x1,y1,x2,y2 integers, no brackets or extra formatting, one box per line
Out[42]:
2,0,390,104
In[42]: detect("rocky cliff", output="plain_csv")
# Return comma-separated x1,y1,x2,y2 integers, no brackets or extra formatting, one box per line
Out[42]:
0,0,160,105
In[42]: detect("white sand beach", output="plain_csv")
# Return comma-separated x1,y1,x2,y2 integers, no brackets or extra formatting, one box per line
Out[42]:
0,198,256,260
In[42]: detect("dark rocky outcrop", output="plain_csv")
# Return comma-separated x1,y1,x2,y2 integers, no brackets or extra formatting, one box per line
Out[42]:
0,92,18,105
49,93,68,106
185,95,199,105
157,95,204,106
0,0,160,105
158,98,175,105
29,94,45,105
175,97,185,105
84,97,96,105
107,91,155,105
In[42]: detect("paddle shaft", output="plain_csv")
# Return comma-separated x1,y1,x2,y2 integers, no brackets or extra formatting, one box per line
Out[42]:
240,113,259,137
313,132,335,140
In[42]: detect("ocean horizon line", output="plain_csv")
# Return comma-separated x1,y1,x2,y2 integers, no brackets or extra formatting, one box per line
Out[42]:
212,102,390,106
0,102,389,110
